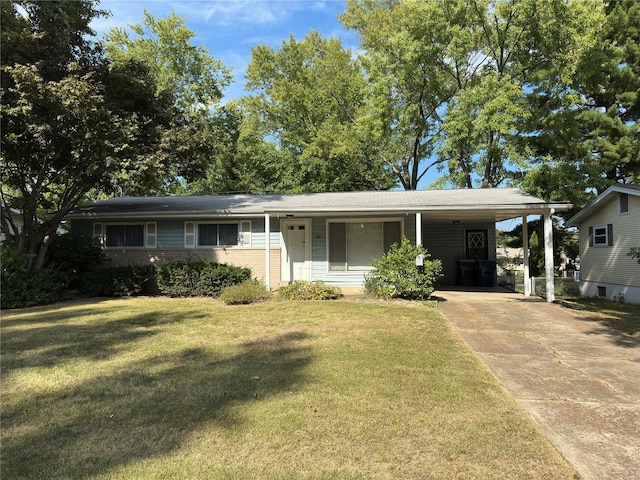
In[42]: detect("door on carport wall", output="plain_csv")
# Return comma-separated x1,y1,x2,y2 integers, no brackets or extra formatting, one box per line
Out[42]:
466,229,488,260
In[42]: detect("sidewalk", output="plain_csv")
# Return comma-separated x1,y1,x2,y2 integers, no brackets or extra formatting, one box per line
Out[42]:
436,289,640,480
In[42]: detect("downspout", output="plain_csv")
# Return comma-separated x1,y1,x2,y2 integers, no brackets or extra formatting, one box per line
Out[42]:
544,209,555,302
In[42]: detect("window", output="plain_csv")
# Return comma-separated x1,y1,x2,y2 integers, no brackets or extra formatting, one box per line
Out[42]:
198,223,239,246
328,219,402,272
105,224,144,247
589,224,613,247
620,193,629,214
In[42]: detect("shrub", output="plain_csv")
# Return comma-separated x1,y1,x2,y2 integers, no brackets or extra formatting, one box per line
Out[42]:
79,264,155,297
220,280,271,305
156,258,252,297
1,246,72,309
364,237,443,300
46,233,106,291
277,280,344,300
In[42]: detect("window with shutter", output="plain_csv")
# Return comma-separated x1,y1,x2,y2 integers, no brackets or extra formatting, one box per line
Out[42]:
591,224,612,247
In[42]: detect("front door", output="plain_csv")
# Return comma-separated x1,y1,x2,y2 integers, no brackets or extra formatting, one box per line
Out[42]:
281,220,311,282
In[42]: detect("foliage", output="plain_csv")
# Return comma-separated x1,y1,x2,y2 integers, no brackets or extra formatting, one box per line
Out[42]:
503,219,578,276
79,264,155,298
522,0,639,213
219,280,271,305
277,280,344,300
0,245,71,309
105,9,230,113
341,0,599,190
45,233,106,290
364,237,442,300
242,30,395,193
1,1,173,271
103,10,233,195
156,258,252,297
1,232,106,308
629,247,640,264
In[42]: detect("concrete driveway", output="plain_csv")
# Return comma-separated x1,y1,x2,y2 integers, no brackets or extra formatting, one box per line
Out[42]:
436,288,640,480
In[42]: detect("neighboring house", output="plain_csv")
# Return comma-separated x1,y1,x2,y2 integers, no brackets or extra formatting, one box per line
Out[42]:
66,188,571,301
0,206,23,245
567,184,640,304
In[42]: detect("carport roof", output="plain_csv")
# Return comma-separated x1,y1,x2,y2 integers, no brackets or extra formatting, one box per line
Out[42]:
67,188,571,222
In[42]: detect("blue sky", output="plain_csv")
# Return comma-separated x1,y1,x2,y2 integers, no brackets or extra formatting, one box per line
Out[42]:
92,0,355,100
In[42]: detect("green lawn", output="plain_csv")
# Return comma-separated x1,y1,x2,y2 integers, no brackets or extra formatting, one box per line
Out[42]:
1,297,577,479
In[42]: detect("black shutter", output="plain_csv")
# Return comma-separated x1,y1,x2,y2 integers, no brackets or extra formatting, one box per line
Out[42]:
588,226,593,246
607,224,613,246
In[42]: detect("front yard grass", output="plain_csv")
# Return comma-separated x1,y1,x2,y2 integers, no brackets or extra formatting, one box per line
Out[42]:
1,297,577,479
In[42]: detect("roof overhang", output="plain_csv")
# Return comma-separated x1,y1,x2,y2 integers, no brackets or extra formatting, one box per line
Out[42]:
64,189,572,223
566,184,640,227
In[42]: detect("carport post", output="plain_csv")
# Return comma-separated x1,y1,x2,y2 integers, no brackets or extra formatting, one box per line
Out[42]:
265,213,271,291
522,215,531,297
543,210,555,302
415,213,422,246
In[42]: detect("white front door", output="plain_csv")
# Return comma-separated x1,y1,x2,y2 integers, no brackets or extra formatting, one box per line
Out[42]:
281,220,311,282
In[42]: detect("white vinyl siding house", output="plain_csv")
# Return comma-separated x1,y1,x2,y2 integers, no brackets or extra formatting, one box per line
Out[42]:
567,185,640,304
66,189,570,301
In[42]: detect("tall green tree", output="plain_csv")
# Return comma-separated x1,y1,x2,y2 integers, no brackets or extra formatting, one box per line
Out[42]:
1,1,171,271
342,0,601,190
103,10,233,195
341,0,463,189
522,0,639,213
242,30,395,193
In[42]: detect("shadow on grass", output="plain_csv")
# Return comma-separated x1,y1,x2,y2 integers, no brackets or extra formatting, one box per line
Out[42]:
566,297,640,345
1,307,192,369
2,331,312,479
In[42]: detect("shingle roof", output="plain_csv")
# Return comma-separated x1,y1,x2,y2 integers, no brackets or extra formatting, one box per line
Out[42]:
67,188,571,221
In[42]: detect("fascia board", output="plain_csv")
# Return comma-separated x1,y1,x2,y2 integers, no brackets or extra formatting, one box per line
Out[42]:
565,185,638,227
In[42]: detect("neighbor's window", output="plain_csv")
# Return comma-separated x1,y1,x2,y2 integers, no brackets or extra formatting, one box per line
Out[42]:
328,219,402,272
105,224,144,247
590,224,613,247
198,223,239,246
620,193,629,214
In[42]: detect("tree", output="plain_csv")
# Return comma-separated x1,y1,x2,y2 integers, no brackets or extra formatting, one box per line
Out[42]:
341,0,458,189
242,30,395,193
103,10,233,195
522,0,639,213
503,219,578,277
342,0,601,190
1,1,171,271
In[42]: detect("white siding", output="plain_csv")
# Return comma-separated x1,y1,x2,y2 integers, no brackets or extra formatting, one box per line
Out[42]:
578,193,640,290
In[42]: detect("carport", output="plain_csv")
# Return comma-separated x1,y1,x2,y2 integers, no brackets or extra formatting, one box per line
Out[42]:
409,190,571,302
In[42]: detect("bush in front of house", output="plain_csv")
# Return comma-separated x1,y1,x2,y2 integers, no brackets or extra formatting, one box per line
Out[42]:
79,264,156,297
277,280,344,300
220,280,271,305
364,237,443,300
156,258,252,297
1,245,72,309
1,233,107,309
